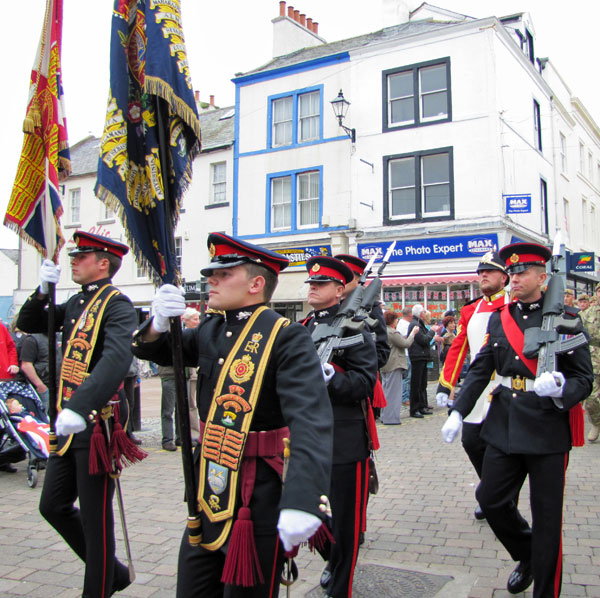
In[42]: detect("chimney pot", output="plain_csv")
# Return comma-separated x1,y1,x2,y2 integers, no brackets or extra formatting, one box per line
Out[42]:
307,17,313,30
279,1,286,17
300,13,306,26
210,95,215,106
287,5,294,17
312,21,318,34
293,9,299,21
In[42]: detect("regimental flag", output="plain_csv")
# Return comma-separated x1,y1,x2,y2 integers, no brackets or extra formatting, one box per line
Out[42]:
95,0,201,285
4,0,70,261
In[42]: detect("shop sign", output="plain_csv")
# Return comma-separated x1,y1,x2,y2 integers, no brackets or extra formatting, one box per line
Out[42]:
358,234,498,263
569,252,595,273
504,194,531,214
274,245,332,268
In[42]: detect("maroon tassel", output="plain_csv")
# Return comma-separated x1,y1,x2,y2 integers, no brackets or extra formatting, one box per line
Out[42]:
570,403,585,447
89,418,111,475
308,522,335,553
221,507,264,587
109,419,147,468
372,375,387,408
284,545,299,559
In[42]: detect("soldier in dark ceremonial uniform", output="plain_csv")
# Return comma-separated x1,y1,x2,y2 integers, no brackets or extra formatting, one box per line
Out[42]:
131,233,333,598
442,243,593,598
302,256,378,598
17,231,139,598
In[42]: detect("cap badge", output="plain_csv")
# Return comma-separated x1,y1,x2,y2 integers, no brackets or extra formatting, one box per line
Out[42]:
312,263,321,273
209,243,216,258
480,252,494,264
510,253,520,264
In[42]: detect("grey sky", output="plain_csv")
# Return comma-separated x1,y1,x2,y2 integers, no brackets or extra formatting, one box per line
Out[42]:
2,0,598,249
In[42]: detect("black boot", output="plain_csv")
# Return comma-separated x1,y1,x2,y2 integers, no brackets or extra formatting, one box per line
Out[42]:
507,560,532,594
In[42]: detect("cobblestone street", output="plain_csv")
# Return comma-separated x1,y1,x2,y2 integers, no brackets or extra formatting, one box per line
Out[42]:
1,378,599,597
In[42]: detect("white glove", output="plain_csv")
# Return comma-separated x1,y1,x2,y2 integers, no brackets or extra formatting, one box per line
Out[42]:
152,284,185,333
441,410,463,443
277,508,322,552
55,408,87,436
436,392,449,407
39,259,61,294
534,371,565,398
321,363,335,384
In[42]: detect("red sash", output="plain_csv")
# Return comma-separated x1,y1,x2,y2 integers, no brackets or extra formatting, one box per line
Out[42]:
498,305,584,447
499,305,538,376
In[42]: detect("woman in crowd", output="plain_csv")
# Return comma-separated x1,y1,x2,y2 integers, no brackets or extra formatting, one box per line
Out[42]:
380,310,418,424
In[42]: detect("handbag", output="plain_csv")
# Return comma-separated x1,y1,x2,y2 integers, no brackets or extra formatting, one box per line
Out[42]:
367,456,379,495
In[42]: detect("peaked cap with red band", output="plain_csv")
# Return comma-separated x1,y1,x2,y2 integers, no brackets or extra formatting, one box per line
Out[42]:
334,253,367,277
68,231,129,259
305,256,353,285
499,242,552,274
201,232,289,276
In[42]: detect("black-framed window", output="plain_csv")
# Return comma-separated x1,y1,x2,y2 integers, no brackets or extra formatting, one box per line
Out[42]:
533,99,542,151
383,147,454,224
540,178,548,235
525,29,535,64
383,58,451,131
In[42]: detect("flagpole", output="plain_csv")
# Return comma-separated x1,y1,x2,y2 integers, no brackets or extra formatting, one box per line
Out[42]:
155,96,202,545
44,171,58,448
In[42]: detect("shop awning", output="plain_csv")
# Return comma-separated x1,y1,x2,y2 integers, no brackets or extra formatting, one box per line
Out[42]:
381,273,479,287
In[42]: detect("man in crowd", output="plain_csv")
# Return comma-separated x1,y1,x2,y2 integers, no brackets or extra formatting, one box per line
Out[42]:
303,255,377,598
18,231,141,597
577,294,590,312
18,332,50,411
132,232,333,598
442,242,593,597
436,251,510,519
581,281,600,442
564,288,576,309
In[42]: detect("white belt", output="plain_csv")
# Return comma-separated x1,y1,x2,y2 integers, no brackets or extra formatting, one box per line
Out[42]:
498,376,535,392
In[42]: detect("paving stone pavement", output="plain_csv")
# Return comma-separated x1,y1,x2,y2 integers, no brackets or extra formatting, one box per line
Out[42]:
1,380,599,597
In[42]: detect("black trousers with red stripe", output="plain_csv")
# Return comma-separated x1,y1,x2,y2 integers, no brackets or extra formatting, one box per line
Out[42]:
177,529,285,598
39,448,129,598
327,459,369,598
476,446,568,598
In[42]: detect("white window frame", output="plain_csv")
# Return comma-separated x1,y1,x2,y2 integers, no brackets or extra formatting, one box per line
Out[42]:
298,91,320,143
560,133,567,173
210,162,227,204
297,171,320,228
69,188,81,224
271,176,292,231
272,96,293,147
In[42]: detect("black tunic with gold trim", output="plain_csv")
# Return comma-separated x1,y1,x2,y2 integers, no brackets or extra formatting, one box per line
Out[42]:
17,278,137,449
16,277,138,598
132,302,333,540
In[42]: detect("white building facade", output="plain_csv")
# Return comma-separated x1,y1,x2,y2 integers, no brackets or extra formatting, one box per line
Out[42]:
14,2,600,322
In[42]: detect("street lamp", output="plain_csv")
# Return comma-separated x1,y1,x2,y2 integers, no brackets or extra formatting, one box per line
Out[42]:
330,89,356,143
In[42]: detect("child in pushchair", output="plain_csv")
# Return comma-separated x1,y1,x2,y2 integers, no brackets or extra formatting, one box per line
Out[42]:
0,380,50,487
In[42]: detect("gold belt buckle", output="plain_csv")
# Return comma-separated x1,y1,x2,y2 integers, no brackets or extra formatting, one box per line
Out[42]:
511,375,525,391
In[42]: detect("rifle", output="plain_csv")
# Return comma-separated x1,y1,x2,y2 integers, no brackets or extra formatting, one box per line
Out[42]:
311,242,396,364
523,233,587,407
354,241,397,331
311,267,370,365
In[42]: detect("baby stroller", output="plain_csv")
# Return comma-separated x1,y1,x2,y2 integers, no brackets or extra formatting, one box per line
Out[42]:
0,380,50,488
